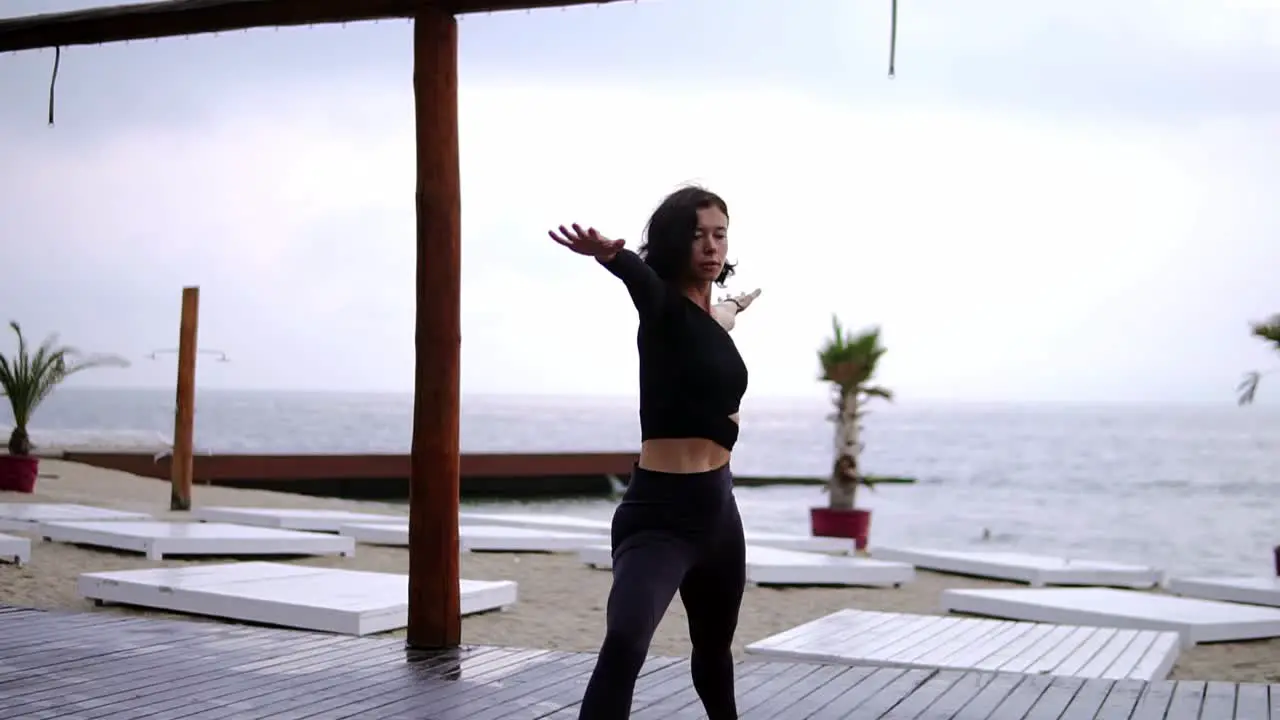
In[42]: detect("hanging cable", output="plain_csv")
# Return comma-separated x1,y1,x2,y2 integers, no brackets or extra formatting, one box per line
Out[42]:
47,46,61,126
888,0,898,79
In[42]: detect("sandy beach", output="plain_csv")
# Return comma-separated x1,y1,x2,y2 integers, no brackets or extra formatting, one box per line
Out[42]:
2,459,1276,684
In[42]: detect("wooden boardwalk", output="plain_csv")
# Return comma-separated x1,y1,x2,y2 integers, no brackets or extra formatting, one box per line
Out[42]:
0,605,1275,719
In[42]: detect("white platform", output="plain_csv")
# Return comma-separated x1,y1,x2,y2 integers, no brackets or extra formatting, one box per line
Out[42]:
747,547,914,587
871,547,1162,588
0,532,30,565
192,506,404,533
0,503,151,533
743,531,852,554
744,609,1180,681
1166,576,1280,609
459,525,601,553
461,512,851,554
77,562,517,635
459,512,610,535
40,521,356,561
941,587,1280,647
340,522,599,553
578,544,914,588
339,522,409,546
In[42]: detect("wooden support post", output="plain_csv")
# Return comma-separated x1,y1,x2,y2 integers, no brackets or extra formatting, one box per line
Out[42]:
170,285,200,511
406,6,462,650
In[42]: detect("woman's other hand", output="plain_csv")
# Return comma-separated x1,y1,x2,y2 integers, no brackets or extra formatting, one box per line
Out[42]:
717,288,762,313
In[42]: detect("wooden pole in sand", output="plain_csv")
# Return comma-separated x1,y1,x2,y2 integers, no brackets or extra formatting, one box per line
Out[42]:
406,6,463,650
170,286,200,511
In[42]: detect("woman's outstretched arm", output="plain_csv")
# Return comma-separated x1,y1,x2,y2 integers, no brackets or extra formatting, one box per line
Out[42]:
597,248,667,318
549,223,667,319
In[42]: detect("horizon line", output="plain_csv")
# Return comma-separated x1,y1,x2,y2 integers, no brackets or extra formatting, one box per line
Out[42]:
45,386,1268,408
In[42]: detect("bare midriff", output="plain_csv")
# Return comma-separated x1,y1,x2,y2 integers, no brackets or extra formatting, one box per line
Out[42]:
637,413,738,474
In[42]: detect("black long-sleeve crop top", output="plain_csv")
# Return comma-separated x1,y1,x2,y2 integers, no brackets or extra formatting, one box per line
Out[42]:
601,249,749,451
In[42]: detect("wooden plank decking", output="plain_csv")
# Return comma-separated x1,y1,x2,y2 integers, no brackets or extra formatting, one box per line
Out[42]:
0,604,1275,718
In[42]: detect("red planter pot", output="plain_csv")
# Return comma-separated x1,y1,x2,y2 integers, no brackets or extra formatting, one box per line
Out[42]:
810,506,872,551
0,455,39,493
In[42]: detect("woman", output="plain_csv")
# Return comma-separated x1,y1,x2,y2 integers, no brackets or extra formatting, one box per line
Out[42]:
549,185,760,719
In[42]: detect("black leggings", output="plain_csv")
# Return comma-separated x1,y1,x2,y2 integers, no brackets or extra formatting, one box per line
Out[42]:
577,463,746,719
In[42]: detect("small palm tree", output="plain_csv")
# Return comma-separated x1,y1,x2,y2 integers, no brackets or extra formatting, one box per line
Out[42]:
0,322,129,455
819,315,893,511
1237,314,1280,406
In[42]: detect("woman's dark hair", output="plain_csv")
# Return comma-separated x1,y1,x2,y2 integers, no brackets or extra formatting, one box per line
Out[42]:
638,185,736,287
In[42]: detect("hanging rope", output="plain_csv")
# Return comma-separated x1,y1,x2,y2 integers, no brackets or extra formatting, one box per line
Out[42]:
47,46,61,126
888,0,898,79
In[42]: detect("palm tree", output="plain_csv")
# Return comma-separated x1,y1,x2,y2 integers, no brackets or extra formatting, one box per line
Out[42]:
818,315,893,511
1236,314,1280,406
0,322,129,455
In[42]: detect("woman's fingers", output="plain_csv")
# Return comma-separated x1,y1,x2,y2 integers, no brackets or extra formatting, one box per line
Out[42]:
731,289,762,312
550,223,621,256
548,229,573,247
552,225,587,247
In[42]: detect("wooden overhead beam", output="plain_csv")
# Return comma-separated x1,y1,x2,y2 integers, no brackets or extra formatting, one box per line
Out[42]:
0,0,627,52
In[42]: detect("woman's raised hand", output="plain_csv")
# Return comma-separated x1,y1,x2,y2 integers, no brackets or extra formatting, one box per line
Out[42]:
548,224,625,261
718,288,763,313
711,289,762,332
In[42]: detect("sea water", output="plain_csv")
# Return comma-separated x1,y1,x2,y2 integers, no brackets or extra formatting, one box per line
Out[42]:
13,387,1279,578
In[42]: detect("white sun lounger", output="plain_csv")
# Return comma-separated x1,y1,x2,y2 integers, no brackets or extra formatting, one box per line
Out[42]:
338,522,409,546
1165,576,1280,609
579,544,914,587
461,512,851,554
0,533,30,565
0,503,150,532
940,587,1280,647
192,506,404,533
743,532,852,554
871,547,1162,588
339,522,599,553
457,525,601,553
77,562,517,635
39,521,355,561
459,512,610,534
744,608,1180,681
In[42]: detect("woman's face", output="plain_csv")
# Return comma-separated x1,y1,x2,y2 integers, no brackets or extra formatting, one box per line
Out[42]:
687,205,729,284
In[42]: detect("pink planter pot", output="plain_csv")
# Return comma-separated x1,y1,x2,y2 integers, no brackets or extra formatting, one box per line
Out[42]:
0,455,38,493
809,507,871,551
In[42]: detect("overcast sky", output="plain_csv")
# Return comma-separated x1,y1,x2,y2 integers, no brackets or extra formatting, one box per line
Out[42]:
1,0,1278,403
